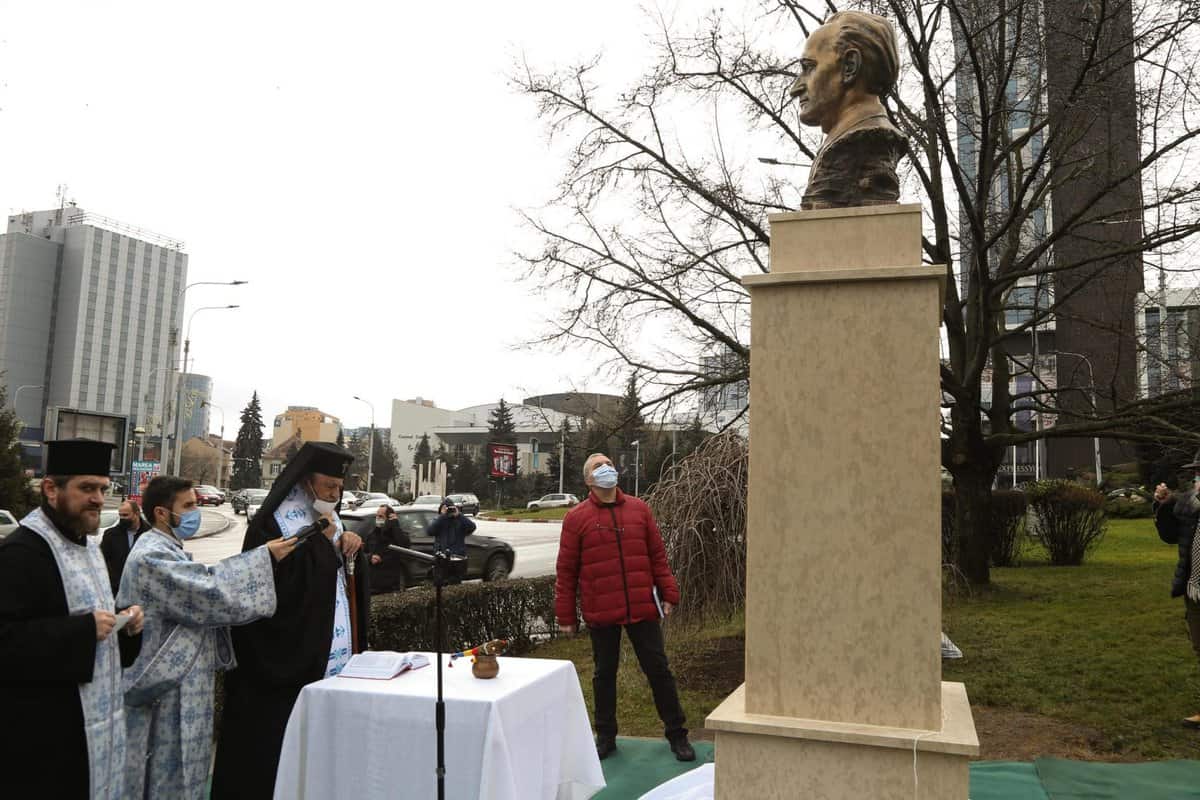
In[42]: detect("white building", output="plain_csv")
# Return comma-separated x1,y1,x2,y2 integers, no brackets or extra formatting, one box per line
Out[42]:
0,206,187,459
389,397,574,490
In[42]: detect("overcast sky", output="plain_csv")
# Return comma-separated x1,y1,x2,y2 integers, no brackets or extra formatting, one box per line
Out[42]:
1,0,758,433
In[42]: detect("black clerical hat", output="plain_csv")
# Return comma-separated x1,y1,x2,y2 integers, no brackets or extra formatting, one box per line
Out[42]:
44,438,115,476
250,441,355,533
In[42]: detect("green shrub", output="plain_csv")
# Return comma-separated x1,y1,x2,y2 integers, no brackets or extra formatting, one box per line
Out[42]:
1104,497,1155,519
369,575,558,654
1027,480,1107,566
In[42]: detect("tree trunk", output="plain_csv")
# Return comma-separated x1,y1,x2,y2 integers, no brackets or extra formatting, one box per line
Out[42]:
953,463,995,585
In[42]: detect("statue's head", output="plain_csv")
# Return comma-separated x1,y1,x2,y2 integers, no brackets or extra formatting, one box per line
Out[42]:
790,11,900,133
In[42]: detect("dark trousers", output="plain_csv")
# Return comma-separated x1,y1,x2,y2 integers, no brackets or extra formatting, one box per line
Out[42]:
589,618,687,742
1186,598,1200,674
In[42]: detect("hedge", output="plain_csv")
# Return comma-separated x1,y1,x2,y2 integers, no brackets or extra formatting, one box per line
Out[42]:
369,575,559,654
941,489,1028,567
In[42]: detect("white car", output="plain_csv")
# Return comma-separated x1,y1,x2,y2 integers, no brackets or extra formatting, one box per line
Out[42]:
247,499,266,521
0,509,18,538
527,493,580,511
407,495,445,511
356,497,401,511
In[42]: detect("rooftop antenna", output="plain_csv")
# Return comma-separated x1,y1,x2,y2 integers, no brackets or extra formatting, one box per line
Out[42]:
55,184,68,225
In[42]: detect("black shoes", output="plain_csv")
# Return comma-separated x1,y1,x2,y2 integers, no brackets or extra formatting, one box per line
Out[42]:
669,737,696,762
596,736,618,760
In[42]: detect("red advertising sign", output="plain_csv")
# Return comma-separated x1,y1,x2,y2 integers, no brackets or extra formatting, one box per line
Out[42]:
487,443,517,479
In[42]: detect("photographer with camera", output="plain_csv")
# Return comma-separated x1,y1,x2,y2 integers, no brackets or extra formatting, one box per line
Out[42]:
426,498,475,584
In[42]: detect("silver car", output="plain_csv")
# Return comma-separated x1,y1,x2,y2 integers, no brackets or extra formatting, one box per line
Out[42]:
0,509,18,538
526,493,580,511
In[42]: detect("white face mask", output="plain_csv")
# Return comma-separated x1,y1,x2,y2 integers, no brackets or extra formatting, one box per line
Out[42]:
309,481,339,515
312,497,338,515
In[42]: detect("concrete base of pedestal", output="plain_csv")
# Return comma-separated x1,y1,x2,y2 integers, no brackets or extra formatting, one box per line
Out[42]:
707,682,979,800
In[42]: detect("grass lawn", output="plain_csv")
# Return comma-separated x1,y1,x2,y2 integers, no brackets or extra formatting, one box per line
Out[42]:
944,517,1198,759
482,506,572,520
526,517,1200,759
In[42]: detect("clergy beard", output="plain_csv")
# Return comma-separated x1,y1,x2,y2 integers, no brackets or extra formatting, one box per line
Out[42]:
41,500,97,543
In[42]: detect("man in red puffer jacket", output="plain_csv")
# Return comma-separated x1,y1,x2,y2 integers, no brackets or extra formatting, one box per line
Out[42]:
555,452,694,762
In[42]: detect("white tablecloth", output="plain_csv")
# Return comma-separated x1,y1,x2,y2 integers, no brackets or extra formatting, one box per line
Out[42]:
274,654,605,800
638,764,714,800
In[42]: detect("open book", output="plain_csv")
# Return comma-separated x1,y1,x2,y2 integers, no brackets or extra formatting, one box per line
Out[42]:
339,651,430,680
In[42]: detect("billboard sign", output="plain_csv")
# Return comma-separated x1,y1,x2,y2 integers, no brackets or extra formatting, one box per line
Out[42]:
131,460,161,504
487,443,517,479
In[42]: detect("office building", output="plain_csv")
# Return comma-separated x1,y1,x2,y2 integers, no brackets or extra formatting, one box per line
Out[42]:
0,205,188,467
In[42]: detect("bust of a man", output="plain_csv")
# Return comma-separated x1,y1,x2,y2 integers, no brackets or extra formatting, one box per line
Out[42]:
790,11,908,210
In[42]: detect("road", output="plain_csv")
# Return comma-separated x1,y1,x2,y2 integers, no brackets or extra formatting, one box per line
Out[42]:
186,508,563,579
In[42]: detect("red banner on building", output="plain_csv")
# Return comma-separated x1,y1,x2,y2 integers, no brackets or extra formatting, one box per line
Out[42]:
487,443,517,479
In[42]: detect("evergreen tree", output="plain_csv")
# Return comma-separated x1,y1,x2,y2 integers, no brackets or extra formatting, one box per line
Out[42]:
231,392,265,490
336,428,345,448
371,431,398,493
487,399,517,445
616,372,645,449
412,433,433,485
0,383,36,516
449,445,482,494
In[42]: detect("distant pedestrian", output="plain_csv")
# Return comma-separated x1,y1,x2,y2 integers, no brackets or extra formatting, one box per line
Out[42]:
555,453,694,763
100,500,151,597
1153,449,1200,729
369,505,412,593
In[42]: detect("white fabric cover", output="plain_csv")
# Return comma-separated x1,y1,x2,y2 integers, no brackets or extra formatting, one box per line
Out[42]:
274,654,605,800
638,763,715,800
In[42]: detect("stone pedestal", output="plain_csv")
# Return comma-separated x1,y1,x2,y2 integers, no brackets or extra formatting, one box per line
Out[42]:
707,204,978,799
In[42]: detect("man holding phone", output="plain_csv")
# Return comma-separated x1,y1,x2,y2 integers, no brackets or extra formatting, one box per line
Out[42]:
428,498,476,584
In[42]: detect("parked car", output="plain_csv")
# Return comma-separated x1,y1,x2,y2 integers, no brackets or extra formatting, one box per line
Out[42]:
526,493,579,511
247,497,267,521
356,497,402,511
100,509,119,530
195,485,224,506
340,491,363,510
1106,488,1147,502
0,509,18,538
407,495,444,511
232,488,268,515
340,507,515,586
445,493,480,516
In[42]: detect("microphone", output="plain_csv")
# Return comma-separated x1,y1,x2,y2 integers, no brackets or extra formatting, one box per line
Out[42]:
292,517,331,545
387,544,436,564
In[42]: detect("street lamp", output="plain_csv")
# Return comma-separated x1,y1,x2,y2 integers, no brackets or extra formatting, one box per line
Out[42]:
757,156,810,169
1055,350,1104,488
173,305,240,474
631,440,640,496
128,426,145,498
163,280,246,472
353,395,375,493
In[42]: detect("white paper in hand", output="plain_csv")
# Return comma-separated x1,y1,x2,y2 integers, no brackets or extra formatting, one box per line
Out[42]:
113,613,131,633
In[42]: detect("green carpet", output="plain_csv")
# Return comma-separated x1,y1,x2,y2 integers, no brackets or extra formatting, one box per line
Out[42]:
1034,756,1200,799
595,750,1200,799
595,737,715,799
969,762,1050,800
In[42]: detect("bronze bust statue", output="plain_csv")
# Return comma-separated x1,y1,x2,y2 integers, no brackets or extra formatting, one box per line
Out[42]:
790,11,908,210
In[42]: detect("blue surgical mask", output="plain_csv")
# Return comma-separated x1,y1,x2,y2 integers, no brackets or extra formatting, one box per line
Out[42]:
592,464,619,489
172,509,202,540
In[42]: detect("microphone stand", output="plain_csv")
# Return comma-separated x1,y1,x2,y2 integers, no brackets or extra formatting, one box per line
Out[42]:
389,545,451,800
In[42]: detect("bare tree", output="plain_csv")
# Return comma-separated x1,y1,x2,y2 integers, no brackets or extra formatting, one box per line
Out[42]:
516,0,1200,584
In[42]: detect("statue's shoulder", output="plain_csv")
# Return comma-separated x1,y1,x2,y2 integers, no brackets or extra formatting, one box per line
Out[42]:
826,117,907,155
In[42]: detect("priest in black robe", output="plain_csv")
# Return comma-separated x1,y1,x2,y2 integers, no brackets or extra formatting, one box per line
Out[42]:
0,439,145,799
212,441,370,799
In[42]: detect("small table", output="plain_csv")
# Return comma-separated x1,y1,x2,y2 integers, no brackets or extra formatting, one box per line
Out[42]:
274,654,605,800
